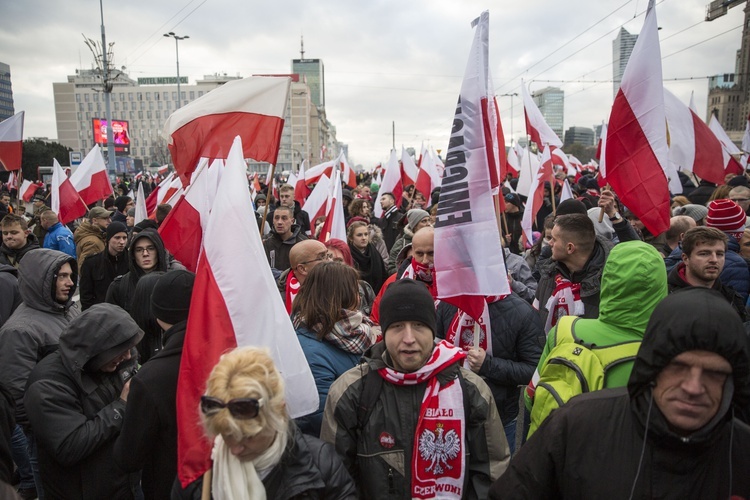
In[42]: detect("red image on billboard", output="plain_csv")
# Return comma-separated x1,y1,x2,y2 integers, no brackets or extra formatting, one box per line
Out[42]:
92,118,130,154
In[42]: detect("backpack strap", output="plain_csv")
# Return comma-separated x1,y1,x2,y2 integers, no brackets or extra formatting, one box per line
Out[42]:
356,365,383,431
552,315,578,346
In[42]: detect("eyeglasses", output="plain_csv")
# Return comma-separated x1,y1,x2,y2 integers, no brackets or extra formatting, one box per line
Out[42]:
299,251,331,266
134,245,156,254
731,198,750,202
200,396,264,419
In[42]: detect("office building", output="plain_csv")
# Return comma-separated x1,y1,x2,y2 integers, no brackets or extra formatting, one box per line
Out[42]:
531,87,564,142
0,62,14,122
564,126,595,147
613,28,638,99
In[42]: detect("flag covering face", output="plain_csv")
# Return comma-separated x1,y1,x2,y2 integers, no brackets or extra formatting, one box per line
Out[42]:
604,0,670,236
162,77,289,181
69,145,114,205
0,112,24,172
434,11,510,321
176,136,317,487
51,159,87,225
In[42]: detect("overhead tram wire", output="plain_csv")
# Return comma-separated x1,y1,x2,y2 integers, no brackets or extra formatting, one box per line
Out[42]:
125,0,200,64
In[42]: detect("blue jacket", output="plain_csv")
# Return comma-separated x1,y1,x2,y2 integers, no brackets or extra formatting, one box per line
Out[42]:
43,222,76,259
722,238,749,302
295,324,360,437
664,244,682,273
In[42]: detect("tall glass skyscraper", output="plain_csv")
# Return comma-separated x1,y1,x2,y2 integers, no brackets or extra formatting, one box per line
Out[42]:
292,58,324,110
613,28,638,99
532,87,565,142
0,62,14,122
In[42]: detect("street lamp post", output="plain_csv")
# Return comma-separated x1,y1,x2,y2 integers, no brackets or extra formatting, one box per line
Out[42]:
500,93,518,146
163,32,189,109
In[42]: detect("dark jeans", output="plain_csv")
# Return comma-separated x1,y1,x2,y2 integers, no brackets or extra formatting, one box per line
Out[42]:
10,425,34,490
23,429,44,500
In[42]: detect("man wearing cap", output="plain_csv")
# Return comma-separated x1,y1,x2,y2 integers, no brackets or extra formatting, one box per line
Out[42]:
322,279,509,499
705,199,750,301
114,270,195,500
387,208,431,274
24,304,142,499
79,221,129,310
74,206,112,270
673,203,708,226
490,288,750,499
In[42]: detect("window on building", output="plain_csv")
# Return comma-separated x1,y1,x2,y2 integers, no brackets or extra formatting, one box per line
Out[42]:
146,92,151,101
87,103,93,111
189,91,195,100
180,91,185,100
120,93,125,101
138,111,143,119
141,147,146,156
149,147,155,156
96,103,101,112
156,110,161,119
167,101,172,110
198,91,204,97
93,93,99,102
158,101,163,110
163,92,169,100
128,92,134,101
147,111,152,119
77,112,82,120
155,92,160,101
84,94,90,102
172,92,177,101
114,102,119,111
137,92,143,101
75,94,81,103
129,112,134,120
78,103,84,111
149,102,154,110
82,140,87,149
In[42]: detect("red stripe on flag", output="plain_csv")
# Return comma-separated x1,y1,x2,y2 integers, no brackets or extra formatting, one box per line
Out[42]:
77,170,113,205
0,142,22,172
159,196,202,272
691,111,726,185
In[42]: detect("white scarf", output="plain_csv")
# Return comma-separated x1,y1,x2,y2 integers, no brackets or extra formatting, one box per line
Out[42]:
210,430,288,500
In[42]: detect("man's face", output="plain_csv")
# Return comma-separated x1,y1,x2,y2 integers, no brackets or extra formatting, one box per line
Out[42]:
273,210,293,236
380,194,394,211
740,232,750,260
653,350,731,434
0,195,9,206
133,238,158,272
2,223,29,250
361,187,371,198
411,232,434,266
126,214,135,227
549,225,570,263
256,199,266,208
108,232,128,255
385,321,434,373
279,191,294,208
298,243,329,275
33,200,44,209
730,191,750,213
55,262,74,303
124,199,135,213
683,241,725,286
92,216,111,230
99,348,133,373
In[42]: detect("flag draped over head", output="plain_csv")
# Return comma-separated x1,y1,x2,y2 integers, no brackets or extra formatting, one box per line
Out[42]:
521,83,562,149
521,145,554,245
604,0,670,236
373,149,402,218
434,11,510,322
176,136,317,487
0,112,24,172
162,77,290,182
317,170,347,242
51,159,87,225
708,115,745,176
69,145,114,205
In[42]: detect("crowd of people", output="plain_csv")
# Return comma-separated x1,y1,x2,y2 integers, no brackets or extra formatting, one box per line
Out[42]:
0,165,748,499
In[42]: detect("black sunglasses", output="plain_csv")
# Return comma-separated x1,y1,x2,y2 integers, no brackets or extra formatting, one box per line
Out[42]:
200,396,264,419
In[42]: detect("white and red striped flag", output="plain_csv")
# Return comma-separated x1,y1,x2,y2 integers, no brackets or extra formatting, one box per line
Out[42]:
708,115,745,176
0,112,24,172
294,159,312,205
304,158,336,186
69,145,113,205
51,159,87,224
434,11,510,322
373,149,401,217
415,148,442,200
317,170,347,242
521,83,562,149
19,180,39,202
162,77,289,182
604,0,670,236
521,145,555,245
176,136,317,487
301,174,331,222
337,151,357,189
400,146,418,187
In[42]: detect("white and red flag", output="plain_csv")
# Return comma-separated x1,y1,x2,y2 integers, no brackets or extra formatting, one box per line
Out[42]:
317,170,347,242
294,159,311,205
162,77,289,182
521,83,562,149
708,115,745,176
506,145,521,178
304,158,336,186
434,11,510,322
521,145,555,245
400,146,418,187
0,112,24,172
415,148,442,200
69,145,113,205
134,182,148,226
145,171,173,216
337,151,357,188
176,136,317,487
51,159,87,225
604,0,670,236
19,180,39,202
301,173,331,222
516,146,540,198
373,149,401,218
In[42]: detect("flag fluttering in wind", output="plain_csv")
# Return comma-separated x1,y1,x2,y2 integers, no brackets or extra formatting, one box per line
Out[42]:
19,180,39,202
294,159,311,205
414,148,442,200
434,11,510,322
604,0,670,236
521,83,562,149
162,77,289,182
301,173,331,222
0,112,24,172
337,151,357,188
521,145,555,245
373,149,402,218
708,115,745,176
317,170,347,243
69,145,113,205
176,136,317,487
134,182,148,226
51,159,87,225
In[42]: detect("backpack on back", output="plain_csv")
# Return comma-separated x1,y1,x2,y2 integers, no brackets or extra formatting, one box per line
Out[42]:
528,316,640,436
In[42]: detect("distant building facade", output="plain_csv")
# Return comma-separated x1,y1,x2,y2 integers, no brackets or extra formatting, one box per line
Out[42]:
564,126,595,147
0,62,14,122
613,28,638,99
531,87,564,142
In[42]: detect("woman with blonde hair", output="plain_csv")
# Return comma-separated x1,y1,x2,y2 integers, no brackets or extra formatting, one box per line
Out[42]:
172,347,356,499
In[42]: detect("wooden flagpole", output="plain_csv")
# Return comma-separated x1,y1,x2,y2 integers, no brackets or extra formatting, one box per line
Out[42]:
200,469,212,500
598,184,611,223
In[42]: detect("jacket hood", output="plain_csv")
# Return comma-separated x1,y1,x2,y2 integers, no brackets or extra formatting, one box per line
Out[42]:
73,220,104,245
127,228,168,279
598,241,667,333
18,248,77,313
628,288,750,410
59,303,144,381
0,263,17,277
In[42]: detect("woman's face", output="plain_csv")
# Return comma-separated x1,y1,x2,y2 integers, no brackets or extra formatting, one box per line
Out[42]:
351,227,369,250
222,426,277,461
740,232,750,259
327,247,346,264
361,203,371,217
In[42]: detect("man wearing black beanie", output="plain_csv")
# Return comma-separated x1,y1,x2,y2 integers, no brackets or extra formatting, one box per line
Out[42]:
79,221,129,310
321,278,509,498
113,269,195,500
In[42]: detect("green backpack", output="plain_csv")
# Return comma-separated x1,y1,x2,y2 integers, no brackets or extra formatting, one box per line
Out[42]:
528,316,641,437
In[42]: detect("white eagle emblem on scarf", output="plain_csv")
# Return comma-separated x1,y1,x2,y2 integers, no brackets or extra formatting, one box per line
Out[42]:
418,424,460,475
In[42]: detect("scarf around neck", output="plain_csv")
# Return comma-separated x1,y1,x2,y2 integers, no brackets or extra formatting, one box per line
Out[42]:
284,270,300,314
293,309,380,354
445,296,507,368
378,340,467,499
535,273,584,333
402,257,437,300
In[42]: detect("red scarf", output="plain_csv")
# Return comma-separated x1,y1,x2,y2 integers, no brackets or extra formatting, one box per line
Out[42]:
534,273,583,333
445,296,507,364
378,341,467,499
402,257,438,300
284,270,300,314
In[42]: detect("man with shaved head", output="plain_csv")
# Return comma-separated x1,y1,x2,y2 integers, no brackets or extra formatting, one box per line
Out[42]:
729,185,750,215
663,215,697,271
277,239,331,313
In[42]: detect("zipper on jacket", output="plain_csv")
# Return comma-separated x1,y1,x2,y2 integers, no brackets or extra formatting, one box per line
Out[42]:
388,468,395,494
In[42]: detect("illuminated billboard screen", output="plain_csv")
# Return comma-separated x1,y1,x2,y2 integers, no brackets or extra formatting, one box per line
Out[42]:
92,118,130,154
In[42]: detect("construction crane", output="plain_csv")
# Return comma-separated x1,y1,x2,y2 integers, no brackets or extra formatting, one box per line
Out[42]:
706,0,746,21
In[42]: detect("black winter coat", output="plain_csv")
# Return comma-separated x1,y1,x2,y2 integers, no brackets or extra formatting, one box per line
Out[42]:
436,297,543,423
0,382,14,485
113,321,185,500
171,424,357,500
80,248,129,310
0,234,40,268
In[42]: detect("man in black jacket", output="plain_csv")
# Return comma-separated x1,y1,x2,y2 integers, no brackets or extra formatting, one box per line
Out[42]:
374,192,404,252
80,221,129,310
490,288,750,499
24,304,143,499
113,269,195,500
0,215,40,268
266,184,311,235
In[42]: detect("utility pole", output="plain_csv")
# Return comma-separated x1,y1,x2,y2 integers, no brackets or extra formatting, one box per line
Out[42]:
501,93,518,146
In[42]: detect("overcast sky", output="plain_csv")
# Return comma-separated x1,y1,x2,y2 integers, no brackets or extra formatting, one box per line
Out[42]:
1,0,745,167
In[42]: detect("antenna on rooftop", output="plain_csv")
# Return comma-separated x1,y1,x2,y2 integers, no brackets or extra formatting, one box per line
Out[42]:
300,35,305,59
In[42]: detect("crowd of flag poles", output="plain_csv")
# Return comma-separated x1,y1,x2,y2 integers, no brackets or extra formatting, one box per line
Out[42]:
1,1,750,490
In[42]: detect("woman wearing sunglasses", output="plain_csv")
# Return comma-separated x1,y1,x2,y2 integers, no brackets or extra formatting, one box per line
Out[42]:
173,346,356,499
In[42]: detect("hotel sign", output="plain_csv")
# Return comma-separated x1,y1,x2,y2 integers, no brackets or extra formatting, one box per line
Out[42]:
137,77,188,85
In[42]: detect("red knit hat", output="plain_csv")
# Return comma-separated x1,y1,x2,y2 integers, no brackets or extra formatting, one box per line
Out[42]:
706,199,746,238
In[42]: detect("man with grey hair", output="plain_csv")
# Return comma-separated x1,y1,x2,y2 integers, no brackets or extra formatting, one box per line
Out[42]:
729,185,750,216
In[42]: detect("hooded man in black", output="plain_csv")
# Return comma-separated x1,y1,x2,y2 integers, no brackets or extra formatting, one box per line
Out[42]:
80,221,129,310
490,288,750,499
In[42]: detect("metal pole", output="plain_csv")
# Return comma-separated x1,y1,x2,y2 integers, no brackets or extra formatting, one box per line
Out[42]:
175,37,181,109
392,121,395,150
100,0,116,177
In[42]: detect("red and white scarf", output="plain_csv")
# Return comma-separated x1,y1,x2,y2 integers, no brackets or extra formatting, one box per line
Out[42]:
378,340,467,499
535,273,583,333
284,270,300,314
445,296,507,368
402,257,438,300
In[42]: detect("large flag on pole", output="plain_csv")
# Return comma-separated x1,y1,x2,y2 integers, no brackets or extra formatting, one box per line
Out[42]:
317,170,347,242
434,11,510,322
414,148,442,200
70,145,114,204
51,159,87,224
521,83,562,149
176,136,317,487
373,150,402,218
162,77,290,182
19,180,39,202
521,145,554,245
708,115,745,176
294,159,311,205
134,182,148,225
0,112,24,172
604,0,670,236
